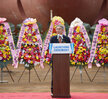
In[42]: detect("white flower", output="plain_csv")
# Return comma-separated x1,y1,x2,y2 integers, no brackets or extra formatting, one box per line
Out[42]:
70,17,83,28
34,62,39,66
0,57,2,60
25,64,29,67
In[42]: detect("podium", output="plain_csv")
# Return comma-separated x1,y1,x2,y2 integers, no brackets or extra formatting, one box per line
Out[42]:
49,43,74,98
52,54,70,98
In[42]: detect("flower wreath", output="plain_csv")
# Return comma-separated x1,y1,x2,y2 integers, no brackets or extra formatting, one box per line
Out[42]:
41,16,66,64
68,18,91,66
0,17,16,66
15,18,43,68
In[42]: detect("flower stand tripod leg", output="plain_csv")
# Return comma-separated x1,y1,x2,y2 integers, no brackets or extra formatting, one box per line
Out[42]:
43,66,51,81
29,69,30,83
91,67,101,82
5,65,14,82
33,67,41,82
103,66,106,83
18,68,26,82
79,65,83,83
83,66,92,82
0,67,8,83
70,66,78,81
0,63,8,83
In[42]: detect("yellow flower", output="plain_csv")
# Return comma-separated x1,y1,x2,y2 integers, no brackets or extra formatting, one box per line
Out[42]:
3,55,6,58
102,27,105,32
26,41,29,44
76,26,80,32
45,51,47,55
94,60,97,63
28,33,32,36
52,33,57,36
77,62,81,65
28,48,32,51
72,53,74,56
99,56,102,59
6,47,10,51
30,61,33,64
24,44,27,47
23,35,25,38
32,28,35,32
33,39,36,42
25,28,27,32
0,26,3,30
28,55,31,58
76,51,79,54
36,56,39,59
34,36,37,38
70,60,72,62
72,62,75,65
82,63,84,65
3,60,6,62
45,61,47,63
24,38,27,41
4,41,8,44
5,32,7,35
98,33,101,36
33,45,35,47
82,38,85,41
100,48,106,54
102,63,104,65
85,62,87,64
21,56,24,58
52,16,64,25
5,37,8,39
101,35,106,39
76,35,82,41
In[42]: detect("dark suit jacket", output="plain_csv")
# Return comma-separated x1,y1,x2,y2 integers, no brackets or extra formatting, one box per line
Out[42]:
50,35,71,43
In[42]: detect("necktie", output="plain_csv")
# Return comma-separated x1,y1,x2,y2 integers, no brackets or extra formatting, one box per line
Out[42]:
59,35,62,43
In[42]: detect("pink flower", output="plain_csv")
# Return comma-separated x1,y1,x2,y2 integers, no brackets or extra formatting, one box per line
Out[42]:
28,60,31,63
98,18,108,25
0,18,7,23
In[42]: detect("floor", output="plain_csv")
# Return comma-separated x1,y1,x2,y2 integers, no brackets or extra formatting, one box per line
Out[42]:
0,63,108,93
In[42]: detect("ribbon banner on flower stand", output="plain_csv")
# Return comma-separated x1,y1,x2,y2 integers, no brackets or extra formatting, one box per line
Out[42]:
88,18,108,68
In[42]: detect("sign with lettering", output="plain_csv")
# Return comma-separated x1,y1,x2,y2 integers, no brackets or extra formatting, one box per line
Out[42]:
49,43,74,54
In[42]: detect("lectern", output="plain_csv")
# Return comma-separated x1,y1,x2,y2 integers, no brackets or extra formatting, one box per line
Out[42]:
49,43,74,98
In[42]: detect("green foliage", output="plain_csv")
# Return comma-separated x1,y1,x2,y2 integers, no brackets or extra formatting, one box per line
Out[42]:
9,23,15,33
89,24,97,42
83,23,91,33
64,22,69,36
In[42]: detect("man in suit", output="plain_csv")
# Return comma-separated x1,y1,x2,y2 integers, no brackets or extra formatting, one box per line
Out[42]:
50,25,70,43
50,25,70,95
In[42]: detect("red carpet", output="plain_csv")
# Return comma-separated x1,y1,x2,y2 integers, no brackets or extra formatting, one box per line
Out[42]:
0,93,108,99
